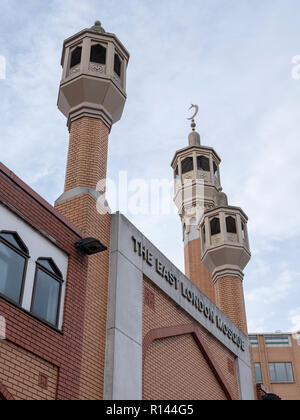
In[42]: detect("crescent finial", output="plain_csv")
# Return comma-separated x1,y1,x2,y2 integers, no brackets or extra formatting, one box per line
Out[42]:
187,104,199,132
187,104,199,121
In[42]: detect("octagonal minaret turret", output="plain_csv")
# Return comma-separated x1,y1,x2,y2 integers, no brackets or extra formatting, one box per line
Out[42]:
55,22,130,398
171,107,251,334
171,108,221,302
58,20,129,131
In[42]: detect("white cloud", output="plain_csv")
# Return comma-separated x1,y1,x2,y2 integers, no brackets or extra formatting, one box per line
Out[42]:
246,264,297,306
236,101,300,241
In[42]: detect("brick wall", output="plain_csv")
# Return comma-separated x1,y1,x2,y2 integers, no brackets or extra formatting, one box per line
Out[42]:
0,164,88,400
184,238,215,303
143,276,240,400
64,117,109,191
0,340,58,400
55,116,111,400
56,194,111,400
215,276,248,335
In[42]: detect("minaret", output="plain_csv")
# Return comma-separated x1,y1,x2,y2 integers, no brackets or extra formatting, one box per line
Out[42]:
200,202,251,334
171,107,251,334
55,21,129,400
171,107,221,302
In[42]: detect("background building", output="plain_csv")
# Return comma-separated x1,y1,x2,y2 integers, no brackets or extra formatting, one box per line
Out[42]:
250,333,300,400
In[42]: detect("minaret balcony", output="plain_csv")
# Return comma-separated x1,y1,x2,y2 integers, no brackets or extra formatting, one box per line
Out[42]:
200,206,251,282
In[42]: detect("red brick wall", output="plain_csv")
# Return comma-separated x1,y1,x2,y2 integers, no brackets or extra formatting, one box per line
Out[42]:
215,276,248,335
64,117,109,191
56,194,111,400
0,340,58,400
144,334,227,400
143,276,240,400
184,238,215,303
0,164,88,400
55,116,111,400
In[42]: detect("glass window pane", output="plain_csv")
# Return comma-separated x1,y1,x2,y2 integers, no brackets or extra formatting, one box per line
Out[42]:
32,269,60,326
276,363,287,382
0,242,25,303
38,259,60,277
286,364,294,382
269,363,276,382
0,233,20,250
255,363,262,383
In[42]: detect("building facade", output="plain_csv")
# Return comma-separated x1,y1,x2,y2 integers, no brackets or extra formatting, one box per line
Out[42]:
0,21,255,400
250,333,300,400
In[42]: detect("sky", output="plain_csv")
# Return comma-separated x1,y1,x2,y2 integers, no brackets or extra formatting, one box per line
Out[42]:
0,0,300,334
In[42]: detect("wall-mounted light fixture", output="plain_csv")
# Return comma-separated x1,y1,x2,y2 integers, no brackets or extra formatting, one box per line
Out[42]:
75,238,107,255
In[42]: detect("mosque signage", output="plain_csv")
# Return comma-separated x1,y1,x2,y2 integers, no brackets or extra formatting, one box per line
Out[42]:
132,236,246,352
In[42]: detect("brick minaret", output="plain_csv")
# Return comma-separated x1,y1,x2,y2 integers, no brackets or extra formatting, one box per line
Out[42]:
55,21,129,399
200,205,251,334
171,110,251,334
171,117,221,303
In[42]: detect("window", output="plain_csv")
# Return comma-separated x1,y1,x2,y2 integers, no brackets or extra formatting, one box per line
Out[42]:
181,157,193,175
0,231,28,304
249,336,258,347
265,335,291,347
226,216,237,234
31,258,63,327
70,46,82,68
254,363,262,383
197,156,210,172
202,226,206,246
213,162,218,175
268,363,294,383
175,166,179,180
210,218,221,236
241,222,246,240
90,44,106,64
114,53,122,77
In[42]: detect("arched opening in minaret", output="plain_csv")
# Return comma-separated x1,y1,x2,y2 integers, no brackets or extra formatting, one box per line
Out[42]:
213,162,219,181
181,157,193,175
70,46,82,68
241,222,246,240
202,225,206,250
210,218,221,236
197,156,210,172
226,216,237,234
90,44,106,65
114,53,122,77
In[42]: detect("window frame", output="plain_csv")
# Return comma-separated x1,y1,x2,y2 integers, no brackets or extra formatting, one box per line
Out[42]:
268,362,294,384
30,258,64,329
0,231,29,306
265,335,291,347
254,363,263,384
